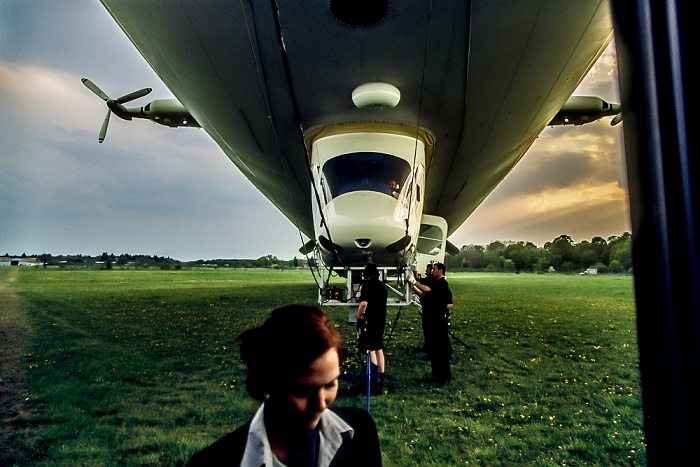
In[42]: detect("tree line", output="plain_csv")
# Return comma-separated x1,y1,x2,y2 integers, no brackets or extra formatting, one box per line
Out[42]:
445,233,632,274
10,232,632,274
10,252,302,270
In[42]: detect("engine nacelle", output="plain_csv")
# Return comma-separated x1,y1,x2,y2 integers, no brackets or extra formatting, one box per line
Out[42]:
549,96,621,126
138,99,200,128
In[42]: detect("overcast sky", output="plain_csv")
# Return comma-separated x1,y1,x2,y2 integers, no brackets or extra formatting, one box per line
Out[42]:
0,1,629,261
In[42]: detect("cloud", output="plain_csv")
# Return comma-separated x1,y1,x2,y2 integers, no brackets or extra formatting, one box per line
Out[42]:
574,41,620,99
450,41,631,247
1,5,628,260
0,60,303,260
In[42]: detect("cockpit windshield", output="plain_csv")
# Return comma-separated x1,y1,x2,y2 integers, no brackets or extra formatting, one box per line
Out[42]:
322,152,411,199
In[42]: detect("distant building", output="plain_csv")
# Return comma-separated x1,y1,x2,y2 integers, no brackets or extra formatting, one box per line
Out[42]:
0,256,37,266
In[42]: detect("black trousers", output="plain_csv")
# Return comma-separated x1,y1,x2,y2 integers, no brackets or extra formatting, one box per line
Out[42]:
425,311,451,381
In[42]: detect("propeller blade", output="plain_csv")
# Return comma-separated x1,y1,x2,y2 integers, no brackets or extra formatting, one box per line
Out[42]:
116,87,152,104
81,78,110,101
99,109,111,143
82,78,151,142
611,112,623,126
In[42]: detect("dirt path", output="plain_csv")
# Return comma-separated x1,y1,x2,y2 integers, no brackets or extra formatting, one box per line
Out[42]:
0,268,35,465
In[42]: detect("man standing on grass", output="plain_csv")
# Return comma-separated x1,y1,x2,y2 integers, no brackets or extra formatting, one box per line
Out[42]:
357,263,388,394
410,262,453,385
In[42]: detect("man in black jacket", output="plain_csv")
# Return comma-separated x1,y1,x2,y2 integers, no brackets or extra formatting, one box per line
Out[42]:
357,263,388,393
411,262,453,385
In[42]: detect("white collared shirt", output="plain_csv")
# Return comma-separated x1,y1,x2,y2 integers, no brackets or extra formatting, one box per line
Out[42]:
240,402,354,467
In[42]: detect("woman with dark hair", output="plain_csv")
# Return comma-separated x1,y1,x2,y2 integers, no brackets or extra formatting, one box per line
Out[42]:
187,304,382,466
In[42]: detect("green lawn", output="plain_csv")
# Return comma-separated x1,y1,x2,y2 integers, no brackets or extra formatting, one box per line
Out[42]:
1,268,645,465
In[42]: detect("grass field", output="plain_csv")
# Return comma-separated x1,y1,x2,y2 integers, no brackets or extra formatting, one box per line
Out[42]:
0,268,645,465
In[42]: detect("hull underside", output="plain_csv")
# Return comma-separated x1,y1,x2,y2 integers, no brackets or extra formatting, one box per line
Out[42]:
100,0,613,244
